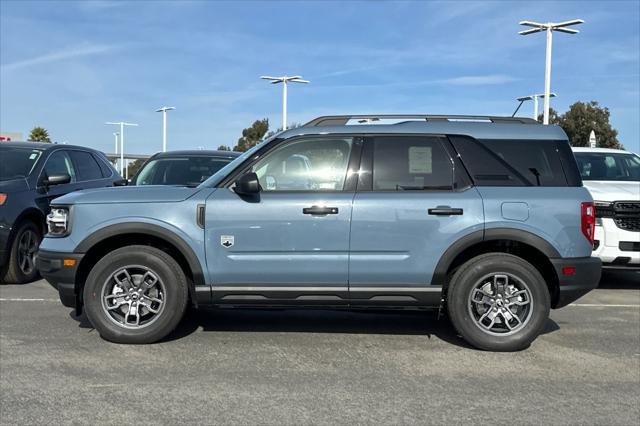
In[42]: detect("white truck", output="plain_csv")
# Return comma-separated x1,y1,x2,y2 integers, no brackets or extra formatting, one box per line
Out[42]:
573,147,640,269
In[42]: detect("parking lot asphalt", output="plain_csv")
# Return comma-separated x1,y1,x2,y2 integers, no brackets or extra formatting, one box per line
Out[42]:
1,271,639,425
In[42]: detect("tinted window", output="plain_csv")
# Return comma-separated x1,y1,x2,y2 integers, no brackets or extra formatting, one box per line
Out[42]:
372,136,453,190
251,137,353,191
450,136,570,187
69,150,103,181
0,147,42,181
93,153,114,178
134,156,234,186
44,150,75,181
574,152,640,182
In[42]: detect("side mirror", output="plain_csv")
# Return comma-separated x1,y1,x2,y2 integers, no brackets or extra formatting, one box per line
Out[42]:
114,178,128,186
234,172,261,195
41,173,71,188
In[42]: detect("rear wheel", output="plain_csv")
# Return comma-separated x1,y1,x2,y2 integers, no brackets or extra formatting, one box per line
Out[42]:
447,253,550,351
1,221,41,284
84,245,188,344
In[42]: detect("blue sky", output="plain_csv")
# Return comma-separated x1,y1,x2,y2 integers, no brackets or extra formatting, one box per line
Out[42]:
1,0,638,154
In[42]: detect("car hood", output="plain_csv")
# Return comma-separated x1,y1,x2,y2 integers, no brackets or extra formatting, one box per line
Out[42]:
0,178,29,193
52,186,203,205
582,181,640,202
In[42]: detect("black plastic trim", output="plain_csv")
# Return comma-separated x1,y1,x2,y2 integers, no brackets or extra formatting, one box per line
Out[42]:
36,250,84,309
551,257,601,308
431,228,562,286
74,222,206,292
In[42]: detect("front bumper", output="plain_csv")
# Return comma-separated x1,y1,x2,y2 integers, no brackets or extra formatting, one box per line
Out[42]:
551,256,602,308
36,250,84,309
593,219,640,268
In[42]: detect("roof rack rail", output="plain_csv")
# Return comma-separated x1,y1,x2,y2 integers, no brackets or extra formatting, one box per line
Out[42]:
303,114,539,127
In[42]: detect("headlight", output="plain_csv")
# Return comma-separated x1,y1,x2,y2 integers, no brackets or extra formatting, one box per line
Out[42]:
47,207,70,236
593,201,614,220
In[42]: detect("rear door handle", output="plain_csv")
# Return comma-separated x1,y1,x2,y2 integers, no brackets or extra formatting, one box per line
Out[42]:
428,207,463,216
303,206,339,215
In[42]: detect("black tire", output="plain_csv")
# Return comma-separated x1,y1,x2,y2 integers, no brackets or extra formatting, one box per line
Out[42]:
1,221,41,284
84,245,188,344
446,253,550,352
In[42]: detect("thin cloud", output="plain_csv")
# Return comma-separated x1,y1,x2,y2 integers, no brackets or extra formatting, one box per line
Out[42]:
1,43,118,71
441,74,518,86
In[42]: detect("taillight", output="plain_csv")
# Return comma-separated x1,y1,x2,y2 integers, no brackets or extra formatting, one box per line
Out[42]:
581,202,595,245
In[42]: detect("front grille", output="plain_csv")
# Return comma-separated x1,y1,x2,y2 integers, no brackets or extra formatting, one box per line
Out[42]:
611,201,640,232
614,201,640,213
615,217,640,232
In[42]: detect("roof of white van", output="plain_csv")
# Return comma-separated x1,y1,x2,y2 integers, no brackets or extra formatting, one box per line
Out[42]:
571,147,634,154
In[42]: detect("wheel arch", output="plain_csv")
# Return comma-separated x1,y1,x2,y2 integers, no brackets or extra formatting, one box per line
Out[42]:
74,223,206,310
11,208,47,238
433,228,561,306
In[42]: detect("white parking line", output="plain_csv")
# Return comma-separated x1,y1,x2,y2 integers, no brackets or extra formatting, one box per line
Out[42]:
0,298,59,302
569,303,640,308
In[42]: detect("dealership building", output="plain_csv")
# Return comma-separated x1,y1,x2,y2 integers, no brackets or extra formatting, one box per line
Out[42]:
0,131,23,142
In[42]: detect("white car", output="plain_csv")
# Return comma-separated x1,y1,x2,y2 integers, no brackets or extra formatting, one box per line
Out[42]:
573,147,640,269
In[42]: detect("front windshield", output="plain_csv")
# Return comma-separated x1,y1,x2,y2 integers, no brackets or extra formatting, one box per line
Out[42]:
0,147,43,181
133,156,234,186
575,152,640,182
198,138,273,188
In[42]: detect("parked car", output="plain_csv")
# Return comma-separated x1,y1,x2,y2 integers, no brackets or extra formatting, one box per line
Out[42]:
131,150,240,186
572,147,640,269
0,141,123,283
37,115,601,351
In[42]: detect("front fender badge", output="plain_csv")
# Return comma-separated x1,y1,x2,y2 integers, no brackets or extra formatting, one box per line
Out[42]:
221,235,234,248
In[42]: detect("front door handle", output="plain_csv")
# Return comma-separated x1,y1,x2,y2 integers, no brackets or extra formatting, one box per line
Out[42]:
303,206,339,215
428,207,463,216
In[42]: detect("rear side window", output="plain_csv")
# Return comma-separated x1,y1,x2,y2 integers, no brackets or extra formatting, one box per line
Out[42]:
70,150,103,181
450,136,572,187
93,153,114,178
372,136,454,190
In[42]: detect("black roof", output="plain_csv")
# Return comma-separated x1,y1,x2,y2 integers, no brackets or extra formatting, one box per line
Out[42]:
150,150,241,158
0,141,103,152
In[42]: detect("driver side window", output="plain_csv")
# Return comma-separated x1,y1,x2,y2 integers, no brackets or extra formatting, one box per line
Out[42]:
251,137,353,191
43,150,76,182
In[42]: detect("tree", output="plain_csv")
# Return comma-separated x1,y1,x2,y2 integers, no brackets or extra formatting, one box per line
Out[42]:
217,144,231,151
540,102,621,149
264,122,302,139
29,127,51,142
126,159,146,179
233,118,269,152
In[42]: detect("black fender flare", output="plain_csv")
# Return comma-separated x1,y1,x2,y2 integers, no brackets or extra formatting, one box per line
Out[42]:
431,227,561,287
75,222,206,289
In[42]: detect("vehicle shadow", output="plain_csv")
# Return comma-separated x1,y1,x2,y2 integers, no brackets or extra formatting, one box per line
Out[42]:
71,307,560,350
598,269,640,290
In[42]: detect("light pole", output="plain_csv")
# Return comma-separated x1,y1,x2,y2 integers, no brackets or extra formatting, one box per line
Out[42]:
113,132,119,155
155,106,175,152
105,121,138,176
519,19,583,124
514,93,556,120
260,75,309,130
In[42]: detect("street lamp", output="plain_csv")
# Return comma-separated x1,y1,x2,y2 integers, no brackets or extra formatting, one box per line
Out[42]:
519,19,583,125
260,75,309,130
113,132,119,156
105,121,138,176
155,106,175,152
513,93,556,120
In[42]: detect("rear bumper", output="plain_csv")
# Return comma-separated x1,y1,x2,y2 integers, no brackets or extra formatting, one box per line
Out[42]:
35,250,84,308
551,256,602,308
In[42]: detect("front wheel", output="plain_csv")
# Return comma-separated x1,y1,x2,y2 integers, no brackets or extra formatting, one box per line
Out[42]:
84,245,188,344
1,221,41,284
446,253,550,351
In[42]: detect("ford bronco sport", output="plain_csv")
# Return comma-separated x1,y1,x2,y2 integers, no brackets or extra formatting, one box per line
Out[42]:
36,115,601,351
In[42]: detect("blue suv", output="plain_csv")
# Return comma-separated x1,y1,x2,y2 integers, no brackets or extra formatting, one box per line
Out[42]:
36,115,601,351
